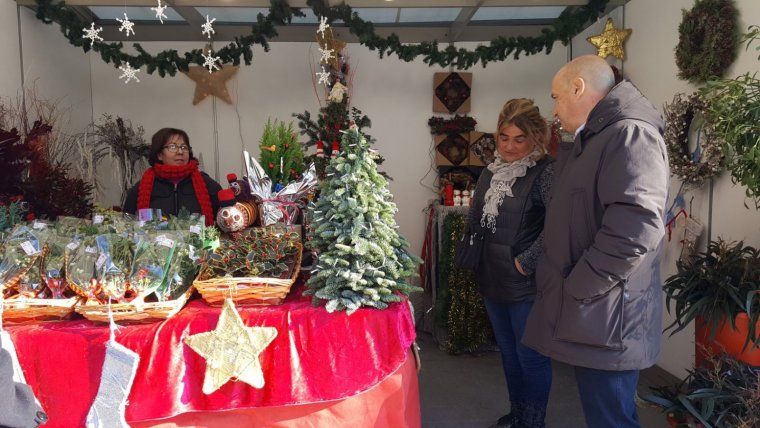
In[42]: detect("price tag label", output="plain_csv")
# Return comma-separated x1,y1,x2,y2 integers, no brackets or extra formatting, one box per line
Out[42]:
189,225,202,235
95,253,107,270
66,242,80,251
85,246,97,254
20,241,39,256
93,215,104,225
155,235,175,248
32,221,46,230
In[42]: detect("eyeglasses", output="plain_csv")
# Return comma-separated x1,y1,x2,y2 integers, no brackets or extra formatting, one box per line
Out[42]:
163,144,190,153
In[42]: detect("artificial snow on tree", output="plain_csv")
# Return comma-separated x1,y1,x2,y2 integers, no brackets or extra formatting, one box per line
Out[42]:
258,119,305,188
306,127,421,314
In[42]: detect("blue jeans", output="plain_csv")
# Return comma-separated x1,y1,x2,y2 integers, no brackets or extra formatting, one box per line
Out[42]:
574,366,641,428
484,298,552,425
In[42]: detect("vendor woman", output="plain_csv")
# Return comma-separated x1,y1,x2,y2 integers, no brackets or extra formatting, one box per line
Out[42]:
123,128,222,225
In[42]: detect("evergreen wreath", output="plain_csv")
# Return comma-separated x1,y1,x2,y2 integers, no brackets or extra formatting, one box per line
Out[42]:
663,92,724,185
675,0,739,83
32,0,610,75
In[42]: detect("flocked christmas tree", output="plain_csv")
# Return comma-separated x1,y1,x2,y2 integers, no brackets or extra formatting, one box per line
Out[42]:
306,126,421,314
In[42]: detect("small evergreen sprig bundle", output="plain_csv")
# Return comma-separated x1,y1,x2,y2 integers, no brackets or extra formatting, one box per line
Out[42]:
306,127,421,314
202,229,300,278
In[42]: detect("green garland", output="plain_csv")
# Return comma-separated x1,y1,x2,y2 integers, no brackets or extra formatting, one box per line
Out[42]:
675,0,739,83
32,0,610,75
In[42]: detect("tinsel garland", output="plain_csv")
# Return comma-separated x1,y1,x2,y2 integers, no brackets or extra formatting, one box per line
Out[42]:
32,0,610,75
663,92,724,186
436,213,492,354
428,115,477,135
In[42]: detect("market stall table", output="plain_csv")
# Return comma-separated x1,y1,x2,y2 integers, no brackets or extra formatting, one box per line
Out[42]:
5,279,420,427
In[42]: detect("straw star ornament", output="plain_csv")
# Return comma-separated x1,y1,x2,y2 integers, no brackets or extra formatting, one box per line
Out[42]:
184,299,278,394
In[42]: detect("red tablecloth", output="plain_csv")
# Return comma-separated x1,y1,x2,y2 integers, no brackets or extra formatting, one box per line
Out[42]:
6,283,417,427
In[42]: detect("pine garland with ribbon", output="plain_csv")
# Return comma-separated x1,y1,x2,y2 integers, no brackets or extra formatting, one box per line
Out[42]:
32,0,610,75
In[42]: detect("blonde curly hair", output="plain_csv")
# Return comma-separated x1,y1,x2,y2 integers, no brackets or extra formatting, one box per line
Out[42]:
495,98,549,158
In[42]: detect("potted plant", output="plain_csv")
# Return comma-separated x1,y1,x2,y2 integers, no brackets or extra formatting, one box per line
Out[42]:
664,239,760,365
642,353,760,428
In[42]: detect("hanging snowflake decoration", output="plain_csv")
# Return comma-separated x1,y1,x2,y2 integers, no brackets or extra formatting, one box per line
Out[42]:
201,15,216,39
118,64,140,84
202,51,221,73
317,16,329,37
316,67,330,86
116,13,135,37
318,46,335,65
151,0,169,24
83,22,104,48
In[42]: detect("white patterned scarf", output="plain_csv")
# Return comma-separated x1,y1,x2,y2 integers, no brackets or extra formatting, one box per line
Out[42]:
480,149,541,232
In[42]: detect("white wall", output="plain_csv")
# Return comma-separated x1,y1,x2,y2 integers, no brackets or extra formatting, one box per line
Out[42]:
89,39,566,258
574,0,760,378
0,2,21,101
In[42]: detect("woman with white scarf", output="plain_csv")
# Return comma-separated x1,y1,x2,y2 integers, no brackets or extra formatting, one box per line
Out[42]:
464,99,554,428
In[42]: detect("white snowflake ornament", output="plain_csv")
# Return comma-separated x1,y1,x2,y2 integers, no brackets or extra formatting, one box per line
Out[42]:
118,64,140,84
316,68,330,86
201,15,216,39
83,22,104,48
317,16,329,37
202,51,221,73
151,0,169,24
318,47,335,64
116,13,135,37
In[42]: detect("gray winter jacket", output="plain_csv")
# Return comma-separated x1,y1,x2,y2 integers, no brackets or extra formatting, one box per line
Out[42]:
522,81,669,371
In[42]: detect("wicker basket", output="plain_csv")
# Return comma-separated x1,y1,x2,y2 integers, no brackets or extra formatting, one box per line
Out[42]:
75,285,195,324
2,296,80,324
194,244,303,306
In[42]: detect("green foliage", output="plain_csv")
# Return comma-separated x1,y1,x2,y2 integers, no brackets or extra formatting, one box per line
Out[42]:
701,72,760,208
305,128,421,314
258,119,305,187
642,353,760,428
664,240,760,349
0,202,26,235
202,229,300,278
33,0,610,74
675,0,739,83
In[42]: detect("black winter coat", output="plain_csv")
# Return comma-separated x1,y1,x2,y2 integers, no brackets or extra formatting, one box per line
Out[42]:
122,172,223,219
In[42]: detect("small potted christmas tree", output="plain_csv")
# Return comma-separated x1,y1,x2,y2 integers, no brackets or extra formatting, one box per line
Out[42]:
258,119,305,190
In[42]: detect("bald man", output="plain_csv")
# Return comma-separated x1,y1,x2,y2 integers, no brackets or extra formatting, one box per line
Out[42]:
522,55,668,428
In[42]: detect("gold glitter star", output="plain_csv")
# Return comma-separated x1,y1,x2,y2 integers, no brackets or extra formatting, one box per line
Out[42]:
182,65,238,105
184,299,277,394
587,18,632,60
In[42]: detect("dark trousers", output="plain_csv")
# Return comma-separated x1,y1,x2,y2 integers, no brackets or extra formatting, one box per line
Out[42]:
574,366,641,428
484,298,552,426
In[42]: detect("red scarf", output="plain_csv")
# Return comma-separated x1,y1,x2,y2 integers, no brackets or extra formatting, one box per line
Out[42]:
136,159,214,225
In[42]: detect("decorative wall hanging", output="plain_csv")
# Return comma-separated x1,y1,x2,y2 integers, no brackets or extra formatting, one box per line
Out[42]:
675,0,739,83
435,133,470,166
663,92,724,186
433,73,472,114
468,132,496,166
183,65,238,105
586,18,632,60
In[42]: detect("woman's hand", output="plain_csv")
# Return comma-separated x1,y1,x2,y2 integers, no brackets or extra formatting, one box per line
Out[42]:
515,259,528,276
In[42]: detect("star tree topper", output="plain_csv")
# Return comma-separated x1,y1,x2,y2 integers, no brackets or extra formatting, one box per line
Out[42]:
183,65,238,105
184,299,278,394
586,18,632,60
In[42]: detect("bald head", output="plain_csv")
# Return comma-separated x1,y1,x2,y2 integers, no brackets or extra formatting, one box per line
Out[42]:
556,55,616,94
550,55,616,134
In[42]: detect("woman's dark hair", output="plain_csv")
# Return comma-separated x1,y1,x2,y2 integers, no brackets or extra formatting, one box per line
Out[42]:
148,128,194,165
